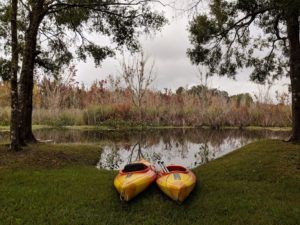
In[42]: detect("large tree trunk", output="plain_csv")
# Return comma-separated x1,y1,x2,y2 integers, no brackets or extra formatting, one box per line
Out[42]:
10,0,20,151
287,13,300,142
19,4,44,143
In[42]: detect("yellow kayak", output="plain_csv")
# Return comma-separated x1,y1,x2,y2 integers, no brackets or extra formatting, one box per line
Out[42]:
114,160,156,201
156,165,196,203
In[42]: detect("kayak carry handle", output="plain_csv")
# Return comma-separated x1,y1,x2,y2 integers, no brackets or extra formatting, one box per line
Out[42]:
157,160,169,173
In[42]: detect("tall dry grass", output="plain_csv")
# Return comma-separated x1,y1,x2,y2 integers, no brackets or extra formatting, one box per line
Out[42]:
0,71,292,128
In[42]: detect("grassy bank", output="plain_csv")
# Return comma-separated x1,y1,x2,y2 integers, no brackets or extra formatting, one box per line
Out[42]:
0,125,53,133
0,124,292,133
0,140,299,225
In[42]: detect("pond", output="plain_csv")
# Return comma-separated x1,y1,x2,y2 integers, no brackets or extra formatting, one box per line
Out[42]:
0,128,290,170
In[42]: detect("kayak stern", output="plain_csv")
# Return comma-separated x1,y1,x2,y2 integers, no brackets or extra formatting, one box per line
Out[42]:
114,160,156,201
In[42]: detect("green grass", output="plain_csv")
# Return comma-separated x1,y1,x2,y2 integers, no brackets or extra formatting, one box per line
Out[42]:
0,140,299,225
244,126,292,132
63,125,195,131
0,124,293,133
0,125,53,132
0,125,195,133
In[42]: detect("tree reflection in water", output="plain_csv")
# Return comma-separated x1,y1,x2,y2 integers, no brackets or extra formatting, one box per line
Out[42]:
0,128,289,170
195,143,210,166
94,128,289,170
98,144,123,170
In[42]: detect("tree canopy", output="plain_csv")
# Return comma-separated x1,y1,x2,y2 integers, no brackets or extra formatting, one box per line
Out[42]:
188,0,299,82
0,0,166,77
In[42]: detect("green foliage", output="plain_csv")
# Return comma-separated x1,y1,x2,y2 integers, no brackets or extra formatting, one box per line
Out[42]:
0,0,167,76
0,2,10,41
176,86,185,95
0,58,11,81
187,85,229,99
187,0,300,82
77,45,114,66
230,93,254,107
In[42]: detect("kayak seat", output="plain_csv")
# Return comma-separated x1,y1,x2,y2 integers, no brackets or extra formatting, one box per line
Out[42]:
123,163,147,172
167,165,187,172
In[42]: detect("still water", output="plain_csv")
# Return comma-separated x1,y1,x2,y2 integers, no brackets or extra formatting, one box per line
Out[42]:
0,128,289,170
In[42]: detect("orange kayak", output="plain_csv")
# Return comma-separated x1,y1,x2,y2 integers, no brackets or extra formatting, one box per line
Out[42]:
156,165,196,202
114,160,156,201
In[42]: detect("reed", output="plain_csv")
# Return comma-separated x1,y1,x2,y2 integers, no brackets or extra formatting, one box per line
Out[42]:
0,76,292,128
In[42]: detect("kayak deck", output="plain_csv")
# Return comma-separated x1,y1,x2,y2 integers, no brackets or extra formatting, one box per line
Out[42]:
114,160,156,201
156,165,196,202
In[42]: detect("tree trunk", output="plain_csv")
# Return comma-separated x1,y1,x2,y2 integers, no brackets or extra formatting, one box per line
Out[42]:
10,0,20,151
19,5,44,143
287,13,300,142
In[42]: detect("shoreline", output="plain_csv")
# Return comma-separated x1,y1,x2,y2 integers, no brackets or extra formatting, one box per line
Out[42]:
0,125,292,133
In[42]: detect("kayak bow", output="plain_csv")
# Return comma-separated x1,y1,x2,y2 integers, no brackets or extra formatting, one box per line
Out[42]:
156,165,196,203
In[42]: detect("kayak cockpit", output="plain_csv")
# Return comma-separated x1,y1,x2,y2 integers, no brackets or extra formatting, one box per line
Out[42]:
165,165,187,173
122,163,149,173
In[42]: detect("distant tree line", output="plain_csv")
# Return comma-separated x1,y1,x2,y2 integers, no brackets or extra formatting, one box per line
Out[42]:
0,75,291,128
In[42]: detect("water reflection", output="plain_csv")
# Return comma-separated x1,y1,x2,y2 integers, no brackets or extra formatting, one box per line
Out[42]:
94,128,289,170
0,128,290,169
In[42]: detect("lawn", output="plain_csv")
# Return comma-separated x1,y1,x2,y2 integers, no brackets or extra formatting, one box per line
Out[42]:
0,140,299,225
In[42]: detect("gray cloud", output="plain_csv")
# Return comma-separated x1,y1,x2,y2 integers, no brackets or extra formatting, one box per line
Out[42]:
76,4,289,99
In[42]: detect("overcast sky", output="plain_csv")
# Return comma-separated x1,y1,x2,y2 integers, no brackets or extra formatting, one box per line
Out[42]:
75,3,290,99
